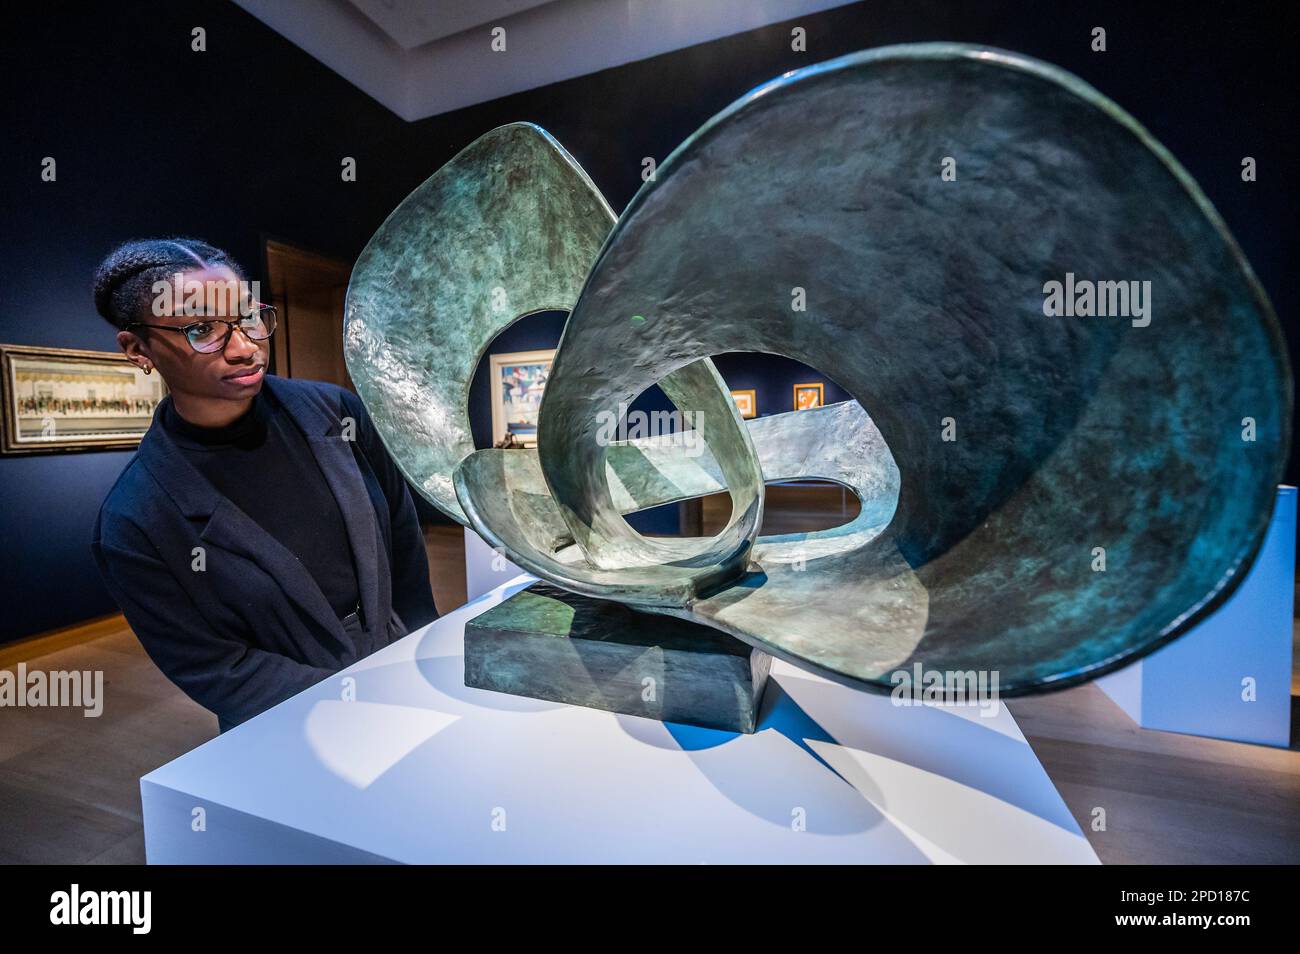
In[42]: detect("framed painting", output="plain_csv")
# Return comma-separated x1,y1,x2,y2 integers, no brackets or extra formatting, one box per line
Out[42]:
793,381,825,411
0,343,166,455
489,348,555,447
731,388,757,419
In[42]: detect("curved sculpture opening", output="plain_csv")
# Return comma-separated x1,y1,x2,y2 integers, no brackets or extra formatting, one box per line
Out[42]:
467,310,568,450
688,478,865,538
605,361,902,560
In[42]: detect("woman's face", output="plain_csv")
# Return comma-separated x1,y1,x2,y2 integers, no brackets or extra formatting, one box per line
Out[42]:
116,265,269,403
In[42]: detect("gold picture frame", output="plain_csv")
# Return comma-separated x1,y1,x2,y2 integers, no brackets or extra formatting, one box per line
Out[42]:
0,343,166,455
793,381,824,411
730,388,757,419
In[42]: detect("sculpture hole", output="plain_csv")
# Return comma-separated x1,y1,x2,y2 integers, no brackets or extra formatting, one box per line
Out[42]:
693,479,862,537
467,310,568,450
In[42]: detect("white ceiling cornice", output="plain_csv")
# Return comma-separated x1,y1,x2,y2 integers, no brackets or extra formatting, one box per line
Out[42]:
232,0,860,121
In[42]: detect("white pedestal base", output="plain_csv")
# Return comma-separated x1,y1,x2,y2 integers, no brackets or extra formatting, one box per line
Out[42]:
141,576,1098,864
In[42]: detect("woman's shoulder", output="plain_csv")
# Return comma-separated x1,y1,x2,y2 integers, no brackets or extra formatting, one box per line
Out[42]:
265,374,365,423
93,449,174,551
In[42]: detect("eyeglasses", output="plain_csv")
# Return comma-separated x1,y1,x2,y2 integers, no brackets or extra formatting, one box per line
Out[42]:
128,305,278,354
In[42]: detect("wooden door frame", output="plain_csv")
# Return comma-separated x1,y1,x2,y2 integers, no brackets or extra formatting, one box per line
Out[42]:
260,235,353,380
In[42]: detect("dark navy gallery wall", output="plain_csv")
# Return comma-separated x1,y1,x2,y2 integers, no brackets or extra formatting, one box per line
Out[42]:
3,0,1293,641
0,1,456,640
711,354,852,417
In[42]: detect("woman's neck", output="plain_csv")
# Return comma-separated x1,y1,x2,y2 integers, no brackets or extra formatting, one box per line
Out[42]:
169,392,256,428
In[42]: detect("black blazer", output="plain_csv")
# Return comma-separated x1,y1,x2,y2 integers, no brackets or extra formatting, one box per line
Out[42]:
92,374,439,732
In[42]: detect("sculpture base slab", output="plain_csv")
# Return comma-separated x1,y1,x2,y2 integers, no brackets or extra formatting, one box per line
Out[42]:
464,582,771,733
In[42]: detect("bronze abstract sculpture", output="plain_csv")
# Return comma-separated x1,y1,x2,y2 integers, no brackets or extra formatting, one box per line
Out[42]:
344,44,1290,717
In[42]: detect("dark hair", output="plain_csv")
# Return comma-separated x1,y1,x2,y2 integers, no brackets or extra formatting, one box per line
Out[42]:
92,238,245,330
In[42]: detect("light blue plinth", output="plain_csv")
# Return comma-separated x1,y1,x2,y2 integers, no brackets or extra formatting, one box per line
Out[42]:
464,527,523,604
1098,486,1295,747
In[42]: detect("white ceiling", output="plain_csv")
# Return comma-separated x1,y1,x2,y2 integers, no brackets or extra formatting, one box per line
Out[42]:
233,0,859,121
349,0,560,50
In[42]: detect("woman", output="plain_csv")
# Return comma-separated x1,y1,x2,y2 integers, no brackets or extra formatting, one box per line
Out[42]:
91,238,439,732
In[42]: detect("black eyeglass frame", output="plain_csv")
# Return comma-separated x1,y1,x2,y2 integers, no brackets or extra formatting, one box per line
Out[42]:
127,305,277,354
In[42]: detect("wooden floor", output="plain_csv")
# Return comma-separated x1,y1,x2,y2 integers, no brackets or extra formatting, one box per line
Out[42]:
1,520,1297,864
1008,680,1300,863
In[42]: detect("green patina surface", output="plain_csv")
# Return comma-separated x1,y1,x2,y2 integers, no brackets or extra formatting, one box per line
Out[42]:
474,583,755,656
464,583,771,733
347,44,1291,699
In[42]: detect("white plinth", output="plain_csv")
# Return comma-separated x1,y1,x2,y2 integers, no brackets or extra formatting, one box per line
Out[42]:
140,577,1099,864
463,526,523,603
1098,486,1295,748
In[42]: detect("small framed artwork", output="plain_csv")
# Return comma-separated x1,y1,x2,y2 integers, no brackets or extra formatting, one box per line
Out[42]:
489,348,555,447
0,343,166,455
793,381,825,411
730,389,757,419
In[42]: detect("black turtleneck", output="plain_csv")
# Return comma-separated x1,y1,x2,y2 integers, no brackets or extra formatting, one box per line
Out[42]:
160,390,361,620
